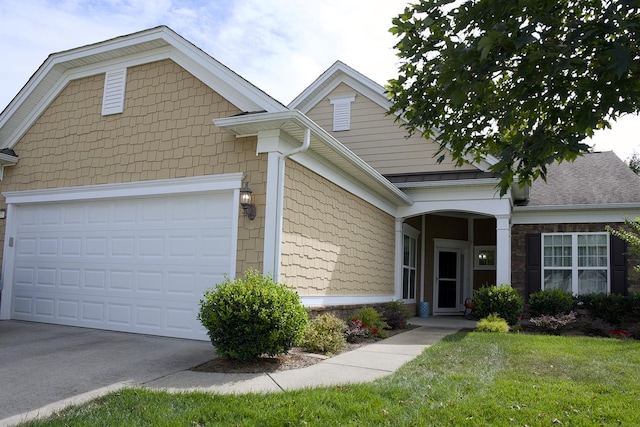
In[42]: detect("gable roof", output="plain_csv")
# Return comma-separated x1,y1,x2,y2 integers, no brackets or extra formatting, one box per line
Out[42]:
527,151,640,206
0,26,286,150
290,60,497,174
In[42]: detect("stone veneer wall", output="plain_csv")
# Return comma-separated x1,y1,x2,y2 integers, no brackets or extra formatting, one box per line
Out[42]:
0,59,266,275
511,223,640,295
280,160,396,296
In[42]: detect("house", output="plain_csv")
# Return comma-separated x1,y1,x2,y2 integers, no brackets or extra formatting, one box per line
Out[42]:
0,26,638,340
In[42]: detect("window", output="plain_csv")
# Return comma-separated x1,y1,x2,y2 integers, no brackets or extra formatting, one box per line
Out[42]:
402,225,419,300
542,233,609,294
329,93,355,131
474,246,496,270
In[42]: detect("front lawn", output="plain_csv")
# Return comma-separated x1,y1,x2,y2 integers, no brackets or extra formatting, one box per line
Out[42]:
21,332,640,426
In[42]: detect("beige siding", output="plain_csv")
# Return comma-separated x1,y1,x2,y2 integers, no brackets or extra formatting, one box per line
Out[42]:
280,160,395,296
306,83,477,175
0,59,266,276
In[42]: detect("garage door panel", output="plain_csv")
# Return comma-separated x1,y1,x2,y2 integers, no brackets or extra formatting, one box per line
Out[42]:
10,190,235,340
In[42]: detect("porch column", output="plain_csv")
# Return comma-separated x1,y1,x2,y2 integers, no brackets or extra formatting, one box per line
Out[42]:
495,214,511,285
395,217,405,300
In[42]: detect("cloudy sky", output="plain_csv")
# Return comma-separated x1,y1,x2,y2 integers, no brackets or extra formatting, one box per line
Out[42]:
1,0,638,160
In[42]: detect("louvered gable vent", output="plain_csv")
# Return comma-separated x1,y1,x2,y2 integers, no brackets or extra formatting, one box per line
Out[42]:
329,94,356,131
102,69,127,115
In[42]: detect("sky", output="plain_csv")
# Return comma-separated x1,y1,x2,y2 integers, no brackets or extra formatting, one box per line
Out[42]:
1,0,638,161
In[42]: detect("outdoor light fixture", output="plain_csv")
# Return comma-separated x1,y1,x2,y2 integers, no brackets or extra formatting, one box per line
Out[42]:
239,182,256,220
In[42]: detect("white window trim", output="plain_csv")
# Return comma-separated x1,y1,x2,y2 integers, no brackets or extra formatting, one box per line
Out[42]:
541,232,610,294
329,93,356,131
402,224,420,302
474,245,496,270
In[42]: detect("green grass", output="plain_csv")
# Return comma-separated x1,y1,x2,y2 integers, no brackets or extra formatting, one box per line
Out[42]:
21,333,640,426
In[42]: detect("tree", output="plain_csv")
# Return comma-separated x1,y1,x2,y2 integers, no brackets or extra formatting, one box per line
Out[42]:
387,0,640,195
628,152,640,175
606,218,640,274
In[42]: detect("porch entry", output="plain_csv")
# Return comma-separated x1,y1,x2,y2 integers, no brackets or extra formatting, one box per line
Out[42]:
434,239,471,314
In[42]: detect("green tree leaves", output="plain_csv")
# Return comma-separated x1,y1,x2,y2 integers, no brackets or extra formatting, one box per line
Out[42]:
388,0,640,194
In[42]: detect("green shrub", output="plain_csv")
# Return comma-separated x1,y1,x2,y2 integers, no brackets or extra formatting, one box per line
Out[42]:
197,269,308,361
578,293,633,327
581,318,613,337
472,285,524,325
352,307,389,338
475,313,510,333
302,313,347,354
382,300,411,329
529,289,576,316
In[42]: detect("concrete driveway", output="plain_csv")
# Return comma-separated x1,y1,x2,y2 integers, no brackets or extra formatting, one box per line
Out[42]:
0,320,215,424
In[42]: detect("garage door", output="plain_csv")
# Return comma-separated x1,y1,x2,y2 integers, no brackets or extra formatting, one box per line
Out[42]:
7,190,235,340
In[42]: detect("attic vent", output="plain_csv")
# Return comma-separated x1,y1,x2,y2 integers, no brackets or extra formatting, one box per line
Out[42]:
101,68,127,115
329,93,356,131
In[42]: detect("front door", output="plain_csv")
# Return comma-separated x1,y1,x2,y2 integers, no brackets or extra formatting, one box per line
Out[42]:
434,239,471,313
437,250,458,310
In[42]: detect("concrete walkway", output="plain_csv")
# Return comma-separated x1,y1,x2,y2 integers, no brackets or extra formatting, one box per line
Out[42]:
2,316,475,426
144,316,476,394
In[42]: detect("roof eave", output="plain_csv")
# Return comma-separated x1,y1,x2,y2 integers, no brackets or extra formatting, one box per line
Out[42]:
214,110,414,207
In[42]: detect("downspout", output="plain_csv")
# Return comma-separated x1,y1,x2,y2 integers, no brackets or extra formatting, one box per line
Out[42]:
273,128,311,279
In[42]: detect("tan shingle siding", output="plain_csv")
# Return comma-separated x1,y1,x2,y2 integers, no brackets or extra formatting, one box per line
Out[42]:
0,59,265,277
280,160,395,295
306,83,477,175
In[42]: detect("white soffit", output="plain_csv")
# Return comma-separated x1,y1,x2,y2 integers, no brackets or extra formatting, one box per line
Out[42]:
214,110,413,208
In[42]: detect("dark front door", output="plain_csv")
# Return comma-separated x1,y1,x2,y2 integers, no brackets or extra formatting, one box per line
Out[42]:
437,250,458,309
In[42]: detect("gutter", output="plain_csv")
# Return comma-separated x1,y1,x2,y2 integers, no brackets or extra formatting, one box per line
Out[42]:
273,128,311,278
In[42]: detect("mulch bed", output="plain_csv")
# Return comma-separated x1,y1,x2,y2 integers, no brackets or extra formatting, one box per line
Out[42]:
191,324,419,374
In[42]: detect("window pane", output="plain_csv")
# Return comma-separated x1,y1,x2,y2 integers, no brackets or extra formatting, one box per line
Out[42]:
410,238,417,267
402,268,409,299
544,270,572,293
409,269,416,299
543,235,572,267
578,270,607,295
578,233,608,267
403,236,410,265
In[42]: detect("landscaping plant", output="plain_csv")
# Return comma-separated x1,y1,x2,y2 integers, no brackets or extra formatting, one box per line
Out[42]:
529,289,576,316
529,312,578,335
197,269,308,361
351,307,389,338
475,313,510,333
578,293,633,327
381,300,411,329
472,284,524,325
301,313,347,354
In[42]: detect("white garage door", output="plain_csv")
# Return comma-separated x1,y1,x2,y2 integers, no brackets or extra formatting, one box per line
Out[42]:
7,190,235,340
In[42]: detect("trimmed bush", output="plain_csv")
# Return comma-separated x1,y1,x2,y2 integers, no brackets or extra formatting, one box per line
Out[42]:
382,300,411,329
476,313,510,333
302,313,347,354
578,293,633,327
352,307,389,338
529,289,576,316
581,318,613,337
472,285,524,325
197,269,308,361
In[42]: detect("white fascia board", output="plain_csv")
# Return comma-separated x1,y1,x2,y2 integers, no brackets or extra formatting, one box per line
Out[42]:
398,184,512,218
3,173,243,205
0,153,19,165
394,178,501,189
291,147,400,216
512,204,640,224
215,110,414,207
1,27,285,149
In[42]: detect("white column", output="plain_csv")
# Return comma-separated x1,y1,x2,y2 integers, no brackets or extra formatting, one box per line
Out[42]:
395,217,405,300
495,214,512,285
